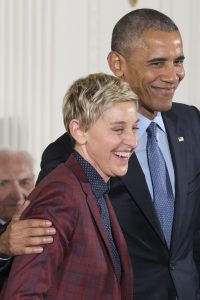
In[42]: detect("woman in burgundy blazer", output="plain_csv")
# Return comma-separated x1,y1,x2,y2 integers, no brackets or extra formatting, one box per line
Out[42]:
2,73,138,300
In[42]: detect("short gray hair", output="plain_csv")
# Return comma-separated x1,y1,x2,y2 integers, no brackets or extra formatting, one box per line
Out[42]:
0,148,34,172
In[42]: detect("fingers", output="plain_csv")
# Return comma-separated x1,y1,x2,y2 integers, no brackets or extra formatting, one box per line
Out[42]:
20,226,56,237
14,236,54,255
8,220,56,239
2,226,55,256
18,246,44,255
22,236,54,246
11,201,54,228
3,201,57,256
19,218,54,228
11,201,55,229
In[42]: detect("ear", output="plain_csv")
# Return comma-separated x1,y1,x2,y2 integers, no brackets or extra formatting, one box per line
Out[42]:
68,119,86,145
107,51,125,78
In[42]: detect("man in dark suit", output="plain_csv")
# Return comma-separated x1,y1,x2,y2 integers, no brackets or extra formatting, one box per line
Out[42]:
2,73,138,299
1,8,200,300
36,9,200,300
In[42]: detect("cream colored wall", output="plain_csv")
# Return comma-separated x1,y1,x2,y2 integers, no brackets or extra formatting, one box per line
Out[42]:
0,0,199,176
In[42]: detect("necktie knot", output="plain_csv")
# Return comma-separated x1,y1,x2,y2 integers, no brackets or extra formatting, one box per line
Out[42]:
147,122,157,138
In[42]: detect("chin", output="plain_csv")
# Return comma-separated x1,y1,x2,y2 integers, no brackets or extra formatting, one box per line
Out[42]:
162,103,173,112
156,100,173,112
117,169,128,177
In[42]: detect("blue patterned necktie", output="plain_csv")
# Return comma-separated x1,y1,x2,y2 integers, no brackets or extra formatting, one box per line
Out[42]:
146,122,174,248
97,196,122,280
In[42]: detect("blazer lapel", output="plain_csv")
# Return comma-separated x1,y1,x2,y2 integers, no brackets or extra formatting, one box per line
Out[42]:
106,195,133,293
67,155,121,271
81,182,118,269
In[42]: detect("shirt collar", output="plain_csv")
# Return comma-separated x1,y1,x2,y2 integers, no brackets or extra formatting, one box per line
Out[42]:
74,152,109,199
138,112,166,138
0,219,6,225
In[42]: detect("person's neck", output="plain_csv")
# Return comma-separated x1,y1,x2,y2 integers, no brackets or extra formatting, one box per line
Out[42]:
138,105,158,120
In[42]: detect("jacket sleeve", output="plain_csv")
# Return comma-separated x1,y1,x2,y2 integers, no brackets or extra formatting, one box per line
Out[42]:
0,223,12,275
2,180,79,299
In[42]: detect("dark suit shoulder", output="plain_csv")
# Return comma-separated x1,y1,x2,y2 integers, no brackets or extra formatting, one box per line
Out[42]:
41,133,72,162
171,102,200,118
37,133,73,184
165,102,200,128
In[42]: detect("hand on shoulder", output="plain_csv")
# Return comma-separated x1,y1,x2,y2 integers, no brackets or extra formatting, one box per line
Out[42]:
0,200,56,256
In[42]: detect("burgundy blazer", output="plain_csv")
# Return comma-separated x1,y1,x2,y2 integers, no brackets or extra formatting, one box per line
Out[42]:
2,155,133,300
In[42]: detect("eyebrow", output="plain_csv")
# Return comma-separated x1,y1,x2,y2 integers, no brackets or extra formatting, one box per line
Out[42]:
110,119,139,125
147,55,185,63
0,176,34,182
0,179,11,182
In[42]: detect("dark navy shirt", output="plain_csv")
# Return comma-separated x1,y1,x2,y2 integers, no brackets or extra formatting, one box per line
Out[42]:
74,152,110,207
74,152,122,280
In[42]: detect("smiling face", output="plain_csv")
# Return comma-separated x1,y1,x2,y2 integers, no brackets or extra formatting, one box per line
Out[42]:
72,101,138,182
108,29,185,119
0,153,35,221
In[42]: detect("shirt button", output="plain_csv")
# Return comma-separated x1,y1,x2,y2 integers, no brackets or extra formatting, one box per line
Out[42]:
169,263,175,270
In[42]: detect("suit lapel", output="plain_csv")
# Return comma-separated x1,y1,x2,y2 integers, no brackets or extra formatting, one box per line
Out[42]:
163,110,189,252
120,107,190,249
120,152,166,244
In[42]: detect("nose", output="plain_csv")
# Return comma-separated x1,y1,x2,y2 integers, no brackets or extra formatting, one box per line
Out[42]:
161,64,184,84
11,182,25,202
124,130,138,150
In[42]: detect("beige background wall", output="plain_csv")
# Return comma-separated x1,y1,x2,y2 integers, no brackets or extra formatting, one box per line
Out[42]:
0,0,199,175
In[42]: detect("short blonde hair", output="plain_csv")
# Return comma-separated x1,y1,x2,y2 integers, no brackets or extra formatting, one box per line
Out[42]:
63,73,138,134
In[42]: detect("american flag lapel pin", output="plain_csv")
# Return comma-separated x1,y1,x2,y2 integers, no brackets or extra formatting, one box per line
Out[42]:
178,136,184,142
